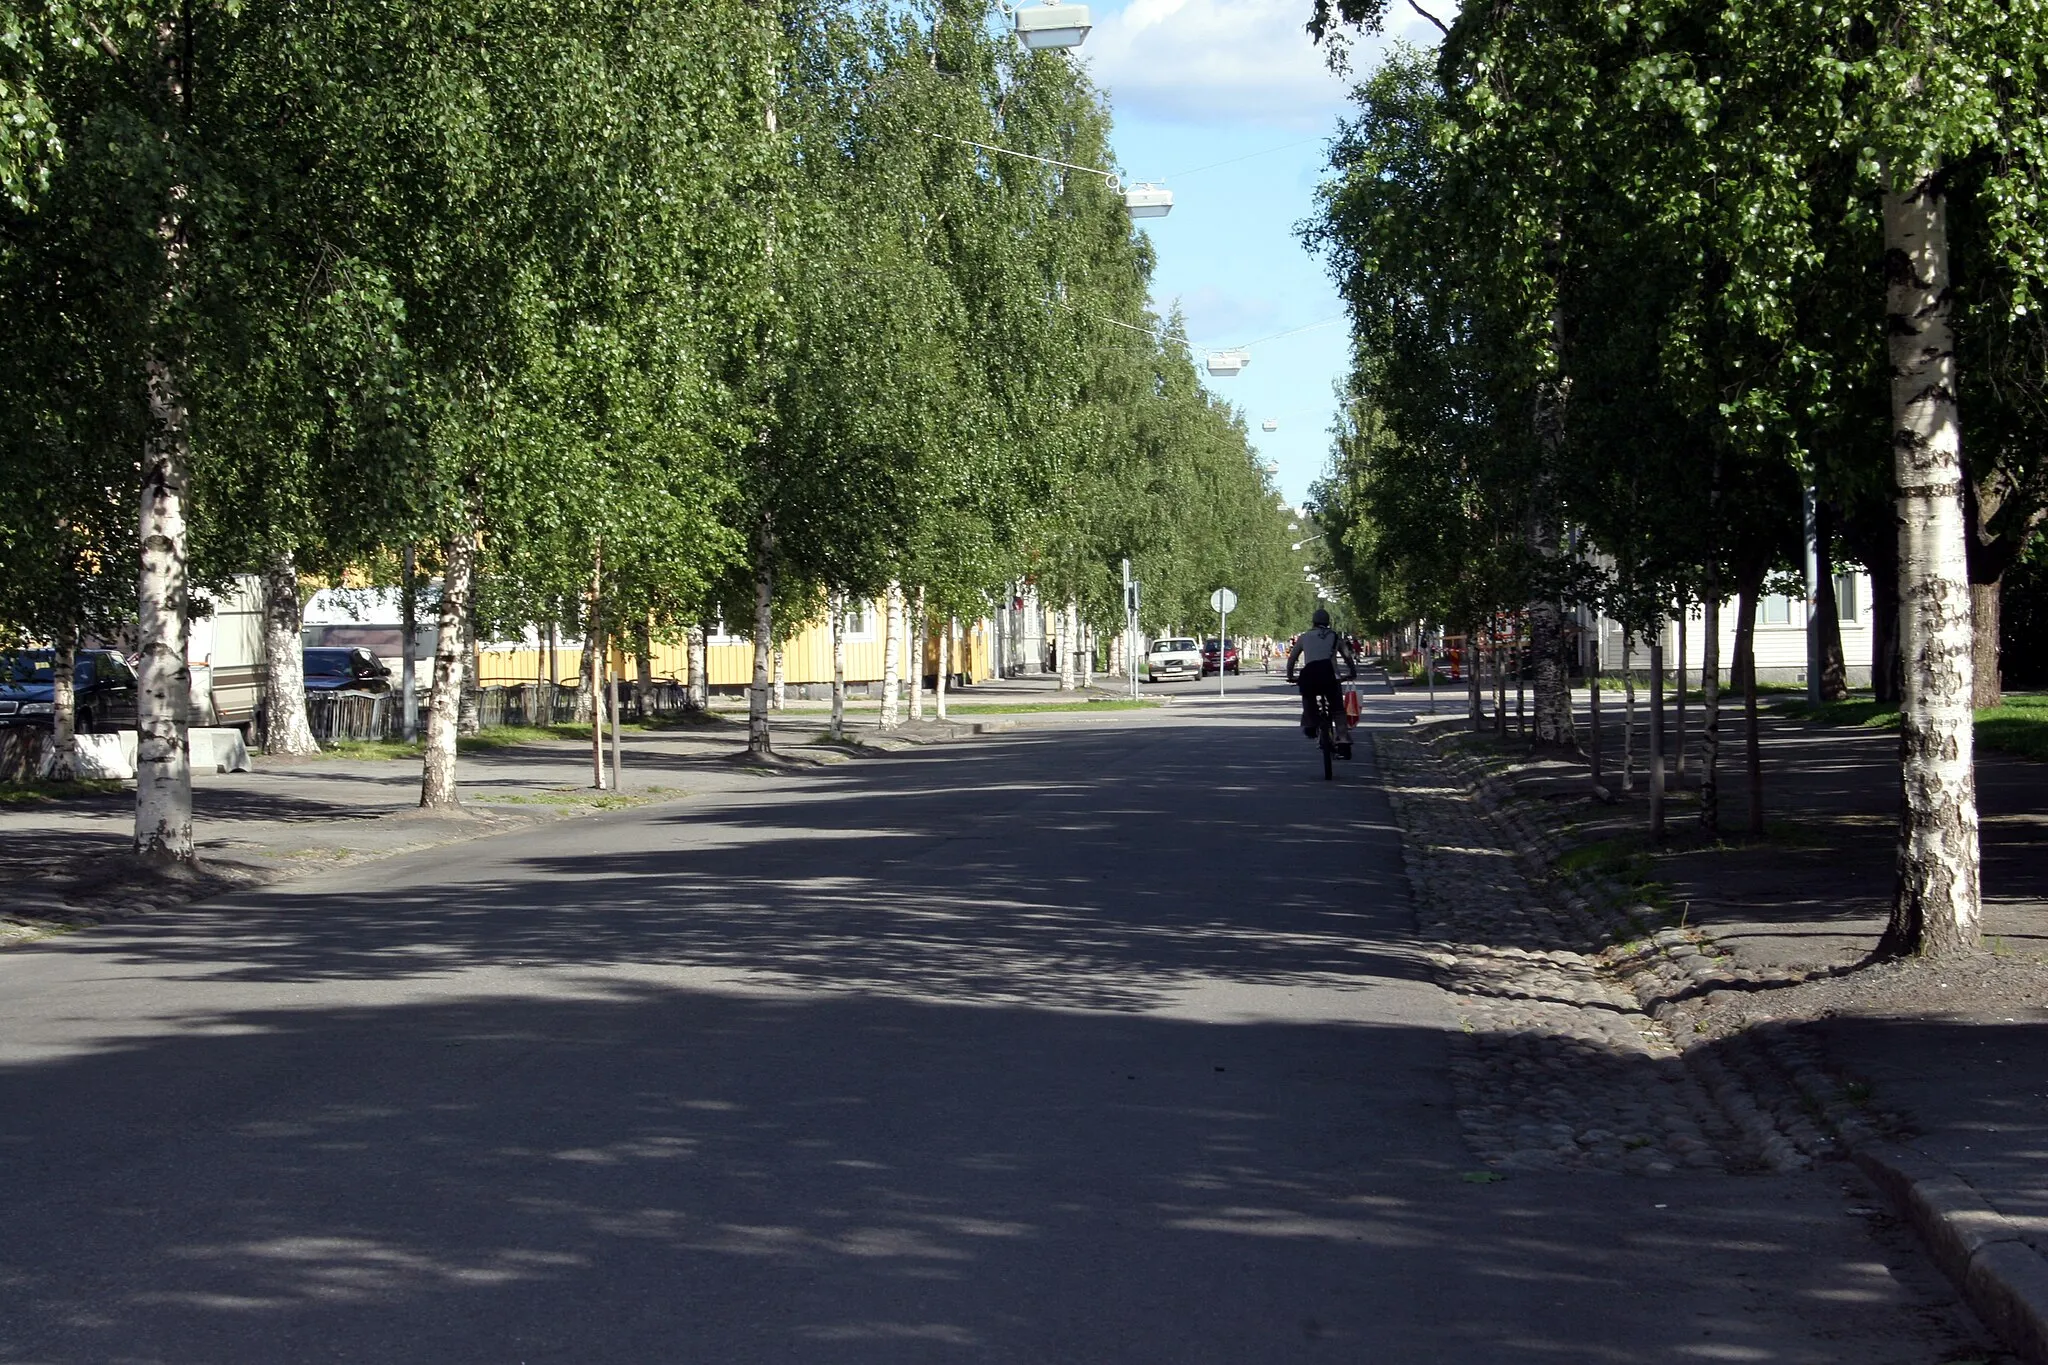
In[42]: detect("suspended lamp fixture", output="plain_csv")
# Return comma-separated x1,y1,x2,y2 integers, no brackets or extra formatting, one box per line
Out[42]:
1012,0,1093,49
1121,181,1173,218
1261,420,1279,432
1206,350,1249,377
916,130,1176,221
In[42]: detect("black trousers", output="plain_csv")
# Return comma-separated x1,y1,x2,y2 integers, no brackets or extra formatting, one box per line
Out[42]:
1297,659,1343,731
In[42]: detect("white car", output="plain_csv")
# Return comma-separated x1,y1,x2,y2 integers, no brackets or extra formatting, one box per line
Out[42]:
1145,637,1202,681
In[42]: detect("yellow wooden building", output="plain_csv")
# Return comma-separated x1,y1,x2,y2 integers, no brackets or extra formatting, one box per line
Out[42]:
475,598,995,693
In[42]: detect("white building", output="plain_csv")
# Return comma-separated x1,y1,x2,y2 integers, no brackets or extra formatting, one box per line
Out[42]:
1582,570,1875,687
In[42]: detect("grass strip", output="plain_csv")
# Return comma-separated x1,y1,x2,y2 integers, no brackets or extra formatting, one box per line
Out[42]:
0,777,127,804
1777,690,2048,762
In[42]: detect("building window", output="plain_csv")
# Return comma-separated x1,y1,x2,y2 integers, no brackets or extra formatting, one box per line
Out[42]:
842,602,876,642
1761,594,1793,625
1835,573,1859,622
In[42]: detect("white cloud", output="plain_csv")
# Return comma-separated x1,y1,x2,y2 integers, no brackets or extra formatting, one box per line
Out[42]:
1081,0,1456,129
1083,0,1347,129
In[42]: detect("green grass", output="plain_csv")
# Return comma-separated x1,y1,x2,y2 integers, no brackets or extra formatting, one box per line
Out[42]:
1779,690,2048,762
317,737,422,761
317,721,632,760
0,777,126,804
1977,694,2048,762
1556,835,1658,889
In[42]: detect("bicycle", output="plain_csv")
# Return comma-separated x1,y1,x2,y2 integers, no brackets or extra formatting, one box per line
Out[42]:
1305,691,1357,780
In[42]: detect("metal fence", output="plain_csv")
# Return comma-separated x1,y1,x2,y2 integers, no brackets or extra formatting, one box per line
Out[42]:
302,680,691,743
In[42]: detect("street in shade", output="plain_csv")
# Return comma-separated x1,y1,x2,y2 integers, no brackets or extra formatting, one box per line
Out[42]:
0,680,1991,1363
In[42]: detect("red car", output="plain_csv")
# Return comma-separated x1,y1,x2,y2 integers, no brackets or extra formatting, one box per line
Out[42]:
1200,638,1241,676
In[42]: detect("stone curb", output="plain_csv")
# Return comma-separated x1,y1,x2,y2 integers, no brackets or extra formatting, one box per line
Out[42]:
1853,1145,2048,1364
1398,718,1818,1172
1403,717,2048,1362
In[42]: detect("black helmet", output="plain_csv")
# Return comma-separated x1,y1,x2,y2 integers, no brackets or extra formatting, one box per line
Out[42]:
1312,607,1331,627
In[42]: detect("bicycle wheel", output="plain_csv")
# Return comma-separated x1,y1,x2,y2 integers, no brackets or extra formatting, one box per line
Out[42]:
1319,714,1335,781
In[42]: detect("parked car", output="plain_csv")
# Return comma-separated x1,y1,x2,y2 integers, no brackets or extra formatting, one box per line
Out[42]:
303,646,392,694
1145,637,1203,681
0,649,139,732
1201,638,1241,676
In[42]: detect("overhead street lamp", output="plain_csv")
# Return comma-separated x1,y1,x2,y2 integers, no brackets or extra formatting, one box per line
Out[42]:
1011,0,1092,49
917,129,1173,220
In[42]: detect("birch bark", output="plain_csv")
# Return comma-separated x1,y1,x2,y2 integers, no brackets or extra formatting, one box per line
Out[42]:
419,530,473,810
1674,610,1687,786
910,588,926,721
1621,631,1635,792
747,511,775,757
880,580,902,729
261,551,318,755
135,357,194,860
937,616,951,720
1879,173,1980,957
829,588,846,740
686,624,708,712
50,627,77,782
1059,599,1077,691
1698,586,1723,836
456,580,480,737
1734,570,1763,837
1466,622,1483,731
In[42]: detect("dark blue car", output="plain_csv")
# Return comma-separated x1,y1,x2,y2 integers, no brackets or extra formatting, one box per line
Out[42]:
303,646,392,694
0,650,140,732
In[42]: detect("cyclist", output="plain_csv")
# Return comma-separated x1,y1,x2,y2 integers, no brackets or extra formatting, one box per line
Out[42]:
1286,608,1359,753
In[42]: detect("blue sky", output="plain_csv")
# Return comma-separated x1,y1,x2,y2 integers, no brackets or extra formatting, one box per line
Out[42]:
1074,0,1454,509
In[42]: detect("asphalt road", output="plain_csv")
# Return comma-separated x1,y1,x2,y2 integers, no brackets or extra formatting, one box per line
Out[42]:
0,677,1991,1362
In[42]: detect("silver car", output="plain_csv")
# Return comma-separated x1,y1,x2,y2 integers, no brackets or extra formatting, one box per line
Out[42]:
1145,637,1202,681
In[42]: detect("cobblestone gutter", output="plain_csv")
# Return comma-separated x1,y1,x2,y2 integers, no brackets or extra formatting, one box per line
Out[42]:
1375,721,1827,1175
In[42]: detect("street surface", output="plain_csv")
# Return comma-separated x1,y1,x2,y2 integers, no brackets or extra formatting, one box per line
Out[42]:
0,677,1993,1362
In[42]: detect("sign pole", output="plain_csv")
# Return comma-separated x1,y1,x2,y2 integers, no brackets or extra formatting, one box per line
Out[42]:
1208,587,1238,698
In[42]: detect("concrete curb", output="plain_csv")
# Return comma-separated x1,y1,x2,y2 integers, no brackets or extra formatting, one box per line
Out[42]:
1399,722,2048,1363
1853,1144,2048,1364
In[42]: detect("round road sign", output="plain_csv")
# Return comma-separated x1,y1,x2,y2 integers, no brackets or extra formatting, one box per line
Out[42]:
1209,587,1239,614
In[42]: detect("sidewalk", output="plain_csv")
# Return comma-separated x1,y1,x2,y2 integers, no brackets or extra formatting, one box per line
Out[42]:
0,705,994,946
1398,691,2048,1360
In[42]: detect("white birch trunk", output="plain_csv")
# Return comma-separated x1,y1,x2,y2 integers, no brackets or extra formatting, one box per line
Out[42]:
50,627,77,782
911,588,927,722
1621,631,1636,792
937,615,951,721
456,584,480,737
261,550,319,755
829,588,846,740
881,580,903,729
577,617,605,728
1699,589,1723,835
747,512,775,757
1058,599,1077,691
686,624,707,712
771,648,785,711
1882,173,1981,956
419,529,473,810
135,358,194,860
1082,622,1093,690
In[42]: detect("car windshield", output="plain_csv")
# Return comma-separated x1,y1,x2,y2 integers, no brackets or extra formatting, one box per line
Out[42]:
1156,640,1195,652
304,649,354,675
1,652,55,683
